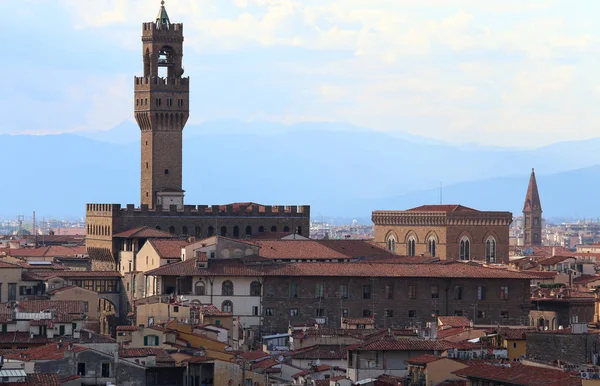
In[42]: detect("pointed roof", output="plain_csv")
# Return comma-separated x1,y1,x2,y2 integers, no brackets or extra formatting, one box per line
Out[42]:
523,168,542,213
156,0,171,29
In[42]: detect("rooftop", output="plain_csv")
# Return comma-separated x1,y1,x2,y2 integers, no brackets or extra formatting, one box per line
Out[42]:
453,363,580,386
148,239,189,259
113,226,177,239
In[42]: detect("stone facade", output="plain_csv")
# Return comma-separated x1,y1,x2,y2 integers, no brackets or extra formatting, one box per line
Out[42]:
261,276,531,333
526,331,600,364
372,205,512,263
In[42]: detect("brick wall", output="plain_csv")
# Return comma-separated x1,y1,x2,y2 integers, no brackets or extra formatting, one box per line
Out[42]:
526,332,600,364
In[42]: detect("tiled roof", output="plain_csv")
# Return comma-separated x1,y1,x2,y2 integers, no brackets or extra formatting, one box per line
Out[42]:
60,375,81,383
148,239,189,259
5,343,87,361
116,325,140,331
293,364,332,377
351,338,448,351
249,232,295,240
407,205,479,213
437,327,470,340
0,332,49,344
498,328,537,340
253,240,349,260
251,357,280,370
87,247,114,263
520,271,557,279
16,300,85,314
289,345,347,360
537,256,575,265
405,354,443,365
113,226,177,239
119,348,175,364
148,257,536,280
239,351,270,361
342,318,375,325
198,304,233,317
438,316,471,328
453,363,581,386
26,373,60,386
573,274,600,285
0,260,22,269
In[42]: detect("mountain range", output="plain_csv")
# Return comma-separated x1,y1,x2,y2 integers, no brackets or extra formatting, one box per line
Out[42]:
3,120,599,223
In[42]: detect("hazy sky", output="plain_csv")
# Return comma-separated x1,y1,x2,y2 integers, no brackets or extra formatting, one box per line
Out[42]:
2,0,600,146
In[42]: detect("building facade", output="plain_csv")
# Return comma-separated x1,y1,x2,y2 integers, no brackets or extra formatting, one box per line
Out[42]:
85,4,310,271
372,205,513,263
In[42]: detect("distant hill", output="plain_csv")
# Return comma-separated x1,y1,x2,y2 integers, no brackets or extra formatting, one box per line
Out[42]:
3,120,600,221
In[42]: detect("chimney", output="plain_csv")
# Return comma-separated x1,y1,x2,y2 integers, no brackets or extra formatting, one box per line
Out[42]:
552,247,556,257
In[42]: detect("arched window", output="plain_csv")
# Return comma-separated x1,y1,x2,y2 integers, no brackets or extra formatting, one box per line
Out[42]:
485,236,496,263
245,226,252,237
195,227,201,237
222,300,233,313
233,226,240,238
169,226,175,234
258,226,265,233
297,226,302,235
207,226,214,237
283,226,290,233
222,280,234,296
250,281,262,296
386,235,396,252
407,235,416,256
427,236,437,257
271,226,278,232
182,226,188,235
220,226,227,236
195,281,206,296
460,236,470,261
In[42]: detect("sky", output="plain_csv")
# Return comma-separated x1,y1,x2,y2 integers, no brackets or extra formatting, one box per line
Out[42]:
2,0,600,146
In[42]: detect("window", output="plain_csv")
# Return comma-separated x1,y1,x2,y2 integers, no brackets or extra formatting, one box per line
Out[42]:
266,284,274,298
271,226,278,232
428,236,437,257
477,286,486,300
339,284,348,299
534,217,539,225
315,283,325,298
195,281,206,296
513,342,518,349
144,335,160,346
501,311,509,319
182,226,188,235
195,226,201,236
384,309,394,317
407,235,417,256
77,363,86,376
408,310,416,318
290,282,299,298
454,310,463,316
101,363,110,378
252,306,259,316
431,285,439,299
459,236,470,260
8,283,16,301
222,301,233,313
222,280,234,296
316,308,325,317
169,226,175,234
289,308,299,316
258,226,265,233
408,285,416,300
387,236,396,252
500,286,509,300
264,308,274,316
164,169,169,175
207,226,214,237
385,285,393,299
454,286,463,300
362,309,372,317
233,226,240,238
477,311,486,319
173,306,179,313
342,309,348,317
220,226,227,236
283,226,290,232
357,324,366,329
245,226,252,237
363,285,372,299
250,281,262,297
485,237,496,264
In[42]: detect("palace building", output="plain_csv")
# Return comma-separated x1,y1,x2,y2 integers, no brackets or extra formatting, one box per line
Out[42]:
372,205,513,263
85,3,310,270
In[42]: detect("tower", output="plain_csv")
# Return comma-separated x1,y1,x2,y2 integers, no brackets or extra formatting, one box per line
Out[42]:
523,168,542,246
134,1,189,209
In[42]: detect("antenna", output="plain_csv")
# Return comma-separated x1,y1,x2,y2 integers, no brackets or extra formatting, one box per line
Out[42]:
32,211,37,247
439,182,443,204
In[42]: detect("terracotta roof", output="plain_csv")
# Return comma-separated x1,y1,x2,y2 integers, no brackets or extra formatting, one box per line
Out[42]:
537,256,575,265
252,357,280,370
25,373,61,386
289,345,347,360
119,348,175,364
148,239,189,259
351,338,448,351
498,328,537,340
254,240,348,260
437,327,471,340
520,271,557,279
573,274,600,285
293,364,335,378
407,205,479,213
148,257,536,280
198,304,233,317
116,325,140,331
342,317,375,325
0,260,22,269
47,270,122,278
438,316,471,328
113,226,177,239
249,232,295,240
15,300,85,314
60,375,81,383
453,363,580,386
0,332,49,344
5,343,87,361
405,354,443,366
239,351,270,361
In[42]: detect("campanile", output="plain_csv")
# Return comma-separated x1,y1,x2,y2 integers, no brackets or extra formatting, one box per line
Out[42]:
134,1,189,209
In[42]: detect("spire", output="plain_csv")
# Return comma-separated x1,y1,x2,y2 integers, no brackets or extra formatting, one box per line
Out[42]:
523,168,542,213
156,0,171,29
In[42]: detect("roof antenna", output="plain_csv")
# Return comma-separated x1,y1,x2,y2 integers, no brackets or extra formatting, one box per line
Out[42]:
439,182,443,205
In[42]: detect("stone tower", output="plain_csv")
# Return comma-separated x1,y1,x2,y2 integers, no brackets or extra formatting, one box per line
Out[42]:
523,168,542,246
134,1,189,209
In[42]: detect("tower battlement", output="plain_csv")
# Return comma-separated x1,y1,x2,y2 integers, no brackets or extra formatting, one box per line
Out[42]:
142,21,183,34
134,76,189,91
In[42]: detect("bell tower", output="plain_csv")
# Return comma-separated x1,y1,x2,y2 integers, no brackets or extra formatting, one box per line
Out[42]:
523,168,542,246
134,1,189,209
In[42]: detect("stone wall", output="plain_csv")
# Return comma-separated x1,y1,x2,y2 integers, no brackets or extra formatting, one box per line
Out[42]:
526,332,600,364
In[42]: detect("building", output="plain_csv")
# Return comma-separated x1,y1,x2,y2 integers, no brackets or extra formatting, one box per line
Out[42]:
405,355,469,386
526,325,600,365
453,362,582,386
372,204,512,263
85,3,310,272
523,168,543,246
